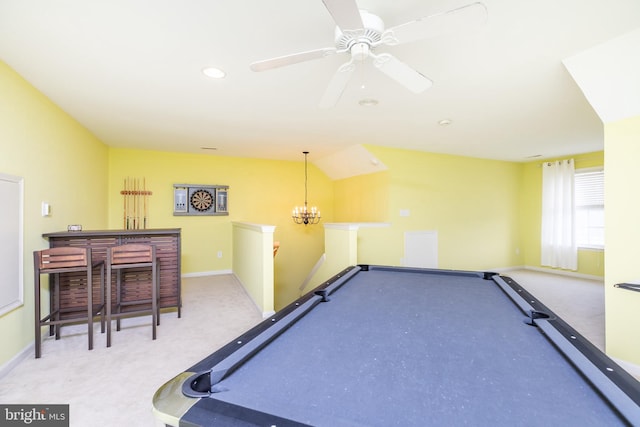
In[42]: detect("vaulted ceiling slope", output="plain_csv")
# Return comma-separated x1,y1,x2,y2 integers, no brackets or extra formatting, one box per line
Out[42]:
1,1,639,163
564,28,640,125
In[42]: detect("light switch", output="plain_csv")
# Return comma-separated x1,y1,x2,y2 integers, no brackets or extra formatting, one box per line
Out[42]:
41,202,51,217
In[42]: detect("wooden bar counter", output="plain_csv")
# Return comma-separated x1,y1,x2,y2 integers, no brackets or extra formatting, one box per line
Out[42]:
43,229,181,319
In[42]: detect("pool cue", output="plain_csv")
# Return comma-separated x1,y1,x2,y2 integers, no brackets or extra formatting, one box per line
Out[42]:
143,177,148,229
130,177,136,229
126,177,130,229
129,177,132,229
134,177,139,229
123,177,127,229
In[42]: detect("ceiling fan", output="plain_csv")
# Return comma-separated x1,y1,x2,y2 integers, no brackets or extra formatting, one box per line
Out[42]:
250,1,487,108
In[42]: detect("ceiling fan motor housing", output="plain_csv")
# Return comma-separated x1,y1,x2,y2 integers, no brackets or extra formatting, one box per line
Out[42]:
334,10,384,51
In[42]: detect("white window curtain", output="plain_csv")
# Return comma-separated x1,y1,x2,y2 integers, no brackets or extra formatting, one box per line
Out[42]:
541,159,577,270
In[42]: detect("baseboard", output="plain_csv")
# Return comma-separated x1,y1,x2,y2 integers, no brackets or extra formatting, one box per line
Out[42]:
230,273,269,318
487,265,604,282
261,310,276,319
488,265,526,273
487,265,604,281
0,342,33,380
522,266,604,282
182,269,233,278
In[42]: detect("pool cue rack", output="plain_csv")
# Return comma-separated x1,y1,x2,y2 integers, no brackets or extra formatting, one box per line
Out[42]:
121,177,152,229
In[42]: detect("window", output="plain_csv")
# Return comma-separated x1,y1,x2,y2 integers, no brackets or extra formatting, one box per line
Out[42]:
574,168,604,248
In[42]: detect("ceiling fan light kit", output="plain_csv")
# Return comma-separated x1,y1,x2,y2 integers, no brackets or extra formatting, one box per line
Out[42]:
249,1,487,108
333,10,384,51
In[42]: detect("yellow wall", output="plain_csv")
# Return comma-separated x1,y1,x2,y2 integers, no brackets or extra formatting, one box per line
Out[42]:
333,171,389,223
107,148,333,311
3,56,632,368
0,61,108,366
334,146,524,271
604,116,640,363
520,151,604,277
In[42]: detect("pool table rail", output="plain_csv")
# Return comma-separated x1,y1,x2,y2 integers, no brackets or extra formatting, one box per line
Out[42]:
497,275,640,424
183,265,362,398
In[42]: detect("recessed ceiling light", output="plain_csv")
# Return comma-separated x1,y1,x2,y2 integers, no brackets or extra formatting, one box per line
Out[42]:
202,67,226,79
358,98,379,107
438,119,452,126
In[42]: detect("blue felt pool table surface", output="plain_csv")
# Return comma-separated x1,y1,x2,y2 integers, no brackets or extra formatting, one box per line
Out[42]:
153,265,640,426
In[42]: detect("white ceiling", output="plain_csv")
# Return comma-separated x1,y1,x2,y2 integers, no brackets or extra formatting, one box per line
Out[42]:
564,28,640,125
1,0,639,164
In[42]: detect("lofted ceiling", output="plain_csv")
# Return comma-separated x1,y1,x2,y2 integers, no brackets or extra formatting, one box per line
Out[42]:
1,0,639,164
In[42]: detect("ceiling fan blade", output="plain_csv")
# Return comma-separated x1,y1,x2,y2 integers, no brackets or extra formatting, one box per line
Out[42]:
319,61,356,108
383,2,488,45
372,53,432,94
250,48,337,72
321,0,364,32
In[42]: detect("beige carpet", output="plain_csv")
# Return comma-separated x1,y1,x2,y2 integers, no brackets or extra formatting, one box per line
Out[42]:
0,269,631,426
505,269,606,351
0,274,263,427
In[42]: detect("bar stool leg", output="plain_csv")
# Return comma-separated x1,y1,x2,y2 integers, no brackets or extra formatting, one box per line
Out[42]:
156,263,161,326
116,270,122,332
54,274,61,340
87,266,93,351
152,260,157,340
106,262,112,348
99,263,106,334
34,255,42,359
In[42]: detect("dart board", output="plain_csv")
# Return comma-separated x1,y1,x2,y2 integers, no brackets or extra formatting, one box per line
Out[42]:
173,184,229,216
190,189,214,212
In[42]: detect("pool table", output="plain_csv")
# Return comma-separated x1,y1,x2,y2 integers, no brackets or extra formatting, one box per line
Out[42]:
153,265,640,426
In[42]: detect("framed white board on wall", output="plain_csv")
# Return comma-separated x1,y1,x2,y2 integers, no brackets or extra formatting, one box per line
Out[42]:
0,173,24,315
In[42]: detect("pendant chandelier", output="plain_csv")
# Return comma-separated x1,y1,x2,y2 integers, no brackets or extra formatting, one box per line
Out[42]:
292,151,321,225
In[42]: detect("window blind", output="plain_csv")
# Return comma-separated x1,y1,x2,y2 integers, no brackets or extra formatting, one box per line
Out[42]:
575,170,604,207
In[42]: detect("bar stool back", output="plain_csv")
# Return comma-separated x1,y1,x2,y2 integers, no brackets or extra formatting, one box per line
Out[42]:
106,243,158,347
34,246,105,358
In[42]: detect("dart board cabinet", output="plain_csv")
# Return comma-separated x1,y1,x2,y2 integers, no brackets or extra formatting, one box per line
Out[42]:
173,184,228,216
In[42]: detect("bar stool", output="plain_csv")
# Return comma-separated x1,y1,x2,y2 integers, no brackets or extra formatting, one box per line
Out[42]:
34,247,105,359
106,243,159,347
